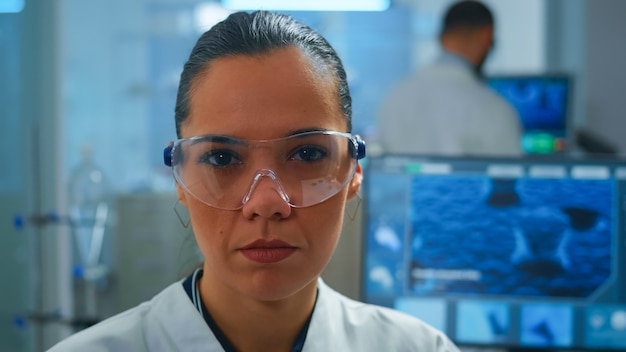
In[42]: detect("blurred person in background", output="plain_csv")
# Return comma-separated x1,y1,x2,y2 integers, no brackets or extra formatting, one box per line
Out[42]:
48,10,460,352
377,0,522,155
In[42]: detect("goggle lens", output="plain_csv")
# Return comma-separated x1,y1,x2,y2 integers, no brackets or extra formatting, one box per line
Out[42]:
164,131,365,210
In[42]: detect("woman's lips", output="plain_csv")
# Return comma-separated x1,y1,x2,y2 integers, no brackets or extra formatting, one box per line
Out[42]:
239,239,297,264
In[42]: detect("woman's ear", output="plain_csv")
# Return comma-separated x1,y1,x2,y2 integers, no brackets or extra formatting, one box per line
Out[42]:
173,183,191,228
176,183,188,207
348,163,363,200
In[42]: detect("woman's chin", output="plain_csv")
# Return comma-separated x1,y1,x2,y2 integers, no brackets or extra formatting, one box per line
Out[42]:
240,273,318,303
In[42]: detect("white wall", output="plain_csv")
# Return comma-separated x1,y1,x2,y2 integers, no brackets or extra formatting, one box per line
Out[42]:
484,0,545,74
586,0,626,154
404,0,546,74
545,0,587,129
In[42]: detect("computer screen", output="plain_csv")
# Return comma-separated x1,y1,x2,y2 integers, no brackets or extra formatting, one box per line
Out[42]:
362,154,626,351
487,75,572,154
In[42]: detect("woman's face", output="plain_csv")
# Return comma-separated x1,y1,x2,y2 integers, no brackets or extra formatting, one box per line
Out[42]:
177,46,362,301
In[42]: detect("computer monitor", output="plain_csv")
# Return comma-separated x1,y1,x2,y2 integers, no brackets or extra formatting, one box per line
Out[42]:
362,154,626,351
487,74,572,154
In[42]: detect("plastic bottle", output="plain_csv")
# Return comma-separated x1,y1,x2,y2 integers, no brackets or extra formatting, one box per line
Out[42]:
67,146,110,280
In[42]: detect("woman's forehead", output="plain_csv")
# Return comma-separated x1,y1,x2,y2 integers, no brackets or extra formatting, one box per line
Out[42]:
182,48,345,138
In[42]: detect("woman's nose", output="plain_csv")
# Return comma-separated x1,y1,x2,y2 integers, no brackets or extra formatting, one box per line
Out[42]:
241,169,292,219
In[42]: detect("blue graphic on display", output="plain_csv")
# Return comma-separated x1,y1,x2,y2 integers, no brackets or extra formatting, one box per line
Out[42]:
488,76,569,132
408,175,612,298
369,217,403,252
520,304,573,347
456,301,509,344
394,298,447,332
364,173,409,296
365,255,403,295
585,306,626,348
365,173,408,216
488,76,570,153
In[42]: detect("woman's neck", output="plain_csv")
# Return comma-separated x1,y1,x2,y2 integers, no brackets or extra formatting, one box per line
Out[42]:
199,270,318,352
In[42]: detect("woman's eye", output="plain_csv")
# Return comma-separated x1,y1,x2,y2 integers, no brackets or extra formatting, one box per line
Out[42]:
198,150,241,167
291,145,327,162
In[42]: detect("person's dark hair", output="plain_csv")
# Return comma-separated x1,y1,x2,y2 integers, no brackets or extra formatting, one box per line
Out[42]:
174,11,352,138
440,0,494,35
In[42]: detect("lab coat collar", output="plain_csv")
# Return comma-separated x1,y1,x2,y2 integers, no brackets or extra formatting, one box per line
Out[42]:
435,50,475,73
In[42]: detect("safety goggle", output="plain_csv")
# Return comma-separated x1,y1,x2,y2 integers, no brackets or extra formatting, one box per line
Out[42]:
163,130,366,210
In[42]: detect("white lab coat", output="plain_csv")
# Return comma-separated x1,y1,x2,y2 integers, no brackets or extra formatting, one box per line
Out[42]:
377,54,522,156
47,279,459,352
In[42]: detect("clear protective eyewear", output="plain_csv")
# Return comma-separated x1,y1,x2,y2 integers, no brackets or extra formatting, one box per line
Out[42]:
163,130,366,210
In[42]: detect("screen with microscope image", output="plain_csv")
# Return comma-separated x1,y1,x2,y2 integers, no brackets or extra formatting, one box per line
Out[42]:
487,75,571,154
408,176,611,298
362,155,626,351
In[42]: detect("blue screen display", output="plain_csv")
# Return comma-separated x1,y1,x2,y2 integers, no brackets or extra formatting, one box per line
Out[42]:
362,154,626,351
487,75,571,154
